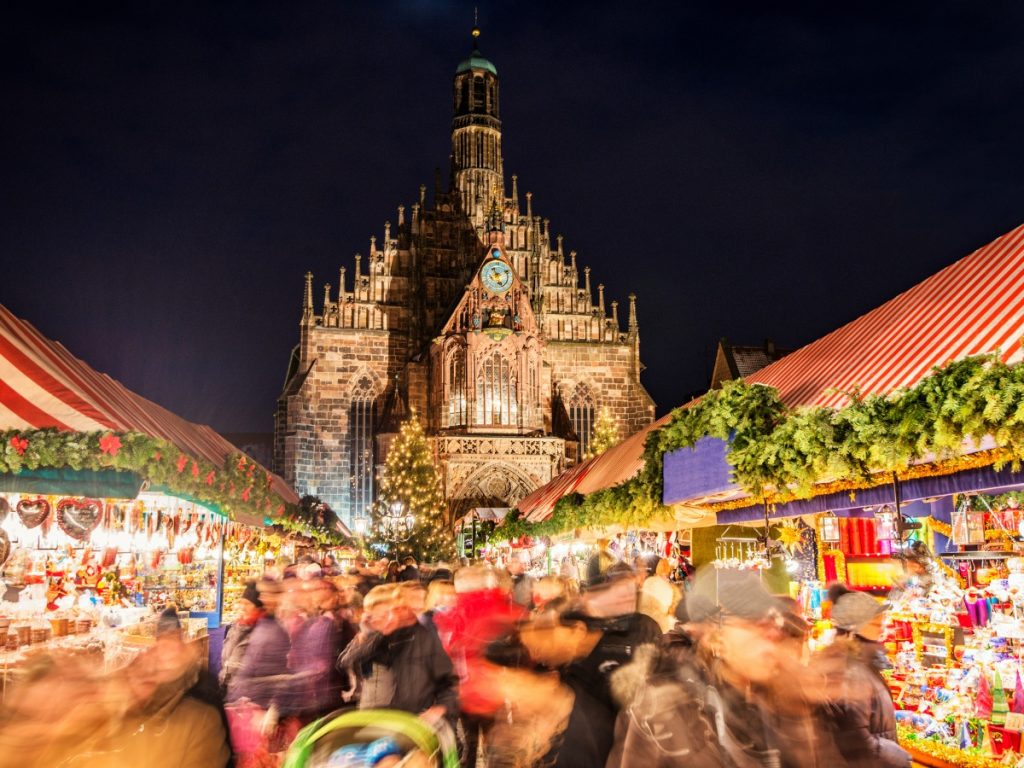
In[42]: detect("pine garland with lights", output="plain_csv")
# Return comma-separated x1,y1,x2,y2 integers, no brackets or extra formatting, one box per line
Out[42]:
372,412,456,562
0,427,349,543
588,406,620,458
495,353,1024,541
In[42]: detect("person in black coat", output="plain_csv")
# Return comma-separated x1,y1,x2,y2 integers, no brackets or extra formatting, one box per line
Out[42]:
337,584,458,726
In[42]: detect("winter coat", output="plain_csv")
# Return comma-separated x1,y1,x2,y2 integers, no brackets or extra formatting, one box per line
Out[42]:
338,621,460,722
822,637,910,768
434,588,526,715
287,613,345,716
565,611,662,715
219,620,255,691
225,615,291,710
1,655,230,768
606,645,841,768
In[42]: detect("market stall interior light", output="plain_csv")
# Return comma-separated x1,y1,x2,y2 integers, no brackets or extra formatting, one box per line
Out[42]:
819,512,841,543
875,505,896,541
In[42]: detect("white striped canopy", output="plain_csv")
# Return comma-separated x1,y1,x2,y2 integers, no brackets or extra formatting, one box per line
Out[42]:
0,304,298,505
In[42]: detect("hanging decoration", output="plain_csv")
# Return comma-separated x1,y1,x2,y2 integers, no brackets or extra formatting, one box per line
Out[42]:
819,512,841,543
55,497,103,541
16,496,50,529
0,427,344,542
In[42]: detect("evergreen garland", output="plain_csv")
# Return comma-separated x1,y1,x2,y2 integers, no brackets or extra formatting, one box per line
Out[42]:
0,427,349,542
496,353,1024,540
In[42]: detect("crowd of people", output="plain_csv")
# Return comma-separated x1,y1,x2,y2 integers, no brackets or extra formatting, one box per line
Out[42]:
0,550,912,768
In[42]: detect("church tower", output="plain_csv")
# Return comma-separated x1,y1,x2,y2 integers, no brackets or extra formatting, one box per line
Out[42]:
451,26,504,224
275,26,656,529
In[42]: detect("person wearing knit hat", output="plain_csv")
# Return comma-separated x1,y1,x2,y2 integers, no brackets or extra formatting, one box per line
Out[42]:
241,580,263,610
832,591,890,641
820,590,908,767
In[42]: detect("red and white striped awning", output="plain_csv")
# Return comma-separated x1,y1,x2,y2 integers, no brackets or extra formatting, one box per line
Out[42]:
0,304,298,505
519,414,673,522
747,223,1024,408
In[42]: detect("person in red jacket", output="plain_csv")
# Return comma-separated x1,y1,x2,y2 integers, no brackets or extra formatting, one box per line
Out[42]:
434,565,526,767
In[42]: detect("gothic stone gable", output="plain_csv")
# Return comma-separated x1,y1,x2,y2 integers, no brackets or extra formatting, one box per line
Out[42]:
429,243,548,435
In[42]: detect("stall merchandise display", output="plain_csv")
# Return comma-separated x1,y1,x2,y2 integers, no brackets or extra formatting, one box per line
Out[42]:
0,489,230,674
884,552,1024,766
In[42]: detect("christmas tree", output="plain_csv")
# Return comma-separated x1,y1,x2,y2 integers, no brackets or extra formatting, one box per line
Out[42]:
588,406,620,458
372,411,456,563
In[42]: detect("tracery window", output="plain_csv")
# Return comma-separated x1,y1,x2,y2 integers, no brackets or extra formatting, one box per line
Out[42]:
476,351,518,426
349,376,377,518
568,383,596,457
447,346,467,427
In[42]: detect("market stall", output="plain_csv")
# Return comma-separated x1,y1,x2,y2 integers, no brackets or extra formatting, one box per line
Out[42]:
0,304,308,688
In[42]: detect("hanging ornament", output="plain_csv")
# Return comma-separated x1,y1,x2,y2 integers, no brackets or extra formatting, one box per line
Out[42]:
56,498,103,541
0,527,10,566
16,496,51,528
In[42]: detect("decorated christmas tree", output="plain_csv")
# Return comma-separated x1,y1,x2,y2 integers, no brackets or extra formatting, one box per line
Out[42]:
588,406,620,458
372,411,456,563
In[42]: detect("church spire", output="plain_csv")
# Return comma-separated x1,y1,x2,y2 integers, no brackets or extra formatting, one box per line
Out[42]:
451,19,503,221
302,271,314,325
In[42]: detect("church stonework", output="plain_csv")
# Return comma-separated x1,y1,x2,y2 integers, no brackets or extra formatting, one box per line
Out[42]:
275,31,655,527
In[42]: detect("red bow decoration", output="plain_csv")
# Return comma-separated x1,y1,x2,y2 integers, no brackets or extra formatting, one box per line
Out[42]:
237,456,247,470
9,436,29,456
176,455,188,473
190,461,199,478
99,433,121,456
242,487,251,502
205,471,215,486
154,451,162,461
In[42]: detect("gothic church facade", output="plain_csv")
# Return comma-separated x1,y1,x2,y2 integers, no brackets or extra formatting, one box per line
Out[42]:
274,31,655,528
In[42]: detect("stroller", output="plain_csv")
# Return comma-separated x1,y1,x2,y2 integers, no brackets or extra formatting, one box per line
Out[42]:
282,709,459,768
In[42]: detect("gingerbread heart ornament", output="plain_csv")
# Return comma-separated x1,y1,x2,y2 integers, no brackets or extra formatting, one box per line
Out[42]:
0,528,10,566
0,495,10,524
56,498,103,541
16,496,51,528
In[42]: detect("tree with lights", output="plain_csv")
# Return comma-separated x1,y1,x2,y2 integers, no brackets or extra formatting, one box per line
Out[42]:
372,411,456,562
588,406,620,458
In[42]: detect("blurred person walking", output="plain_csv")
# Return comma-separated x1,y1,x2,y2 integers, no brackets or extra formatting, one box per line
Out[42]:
820,591,909,767
337,584,459,726
607,566,841,768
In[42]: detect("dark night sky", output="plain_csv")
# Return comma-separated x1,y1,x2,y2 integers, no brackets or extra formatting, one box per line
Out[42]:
3,2,1024,433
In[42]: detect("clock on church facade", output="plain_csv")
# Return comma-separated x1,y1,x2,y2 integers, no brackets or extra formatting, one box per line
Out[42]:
274,29,656,528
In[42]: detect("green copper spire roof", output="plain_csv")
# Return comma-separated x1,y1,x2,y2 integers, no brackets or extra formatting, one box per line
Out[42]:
456,25,497,75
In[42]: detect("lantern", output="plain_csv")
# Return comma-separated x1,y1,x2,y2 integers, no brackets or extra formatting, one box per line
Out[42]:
874,505,895,541
819,512,841,544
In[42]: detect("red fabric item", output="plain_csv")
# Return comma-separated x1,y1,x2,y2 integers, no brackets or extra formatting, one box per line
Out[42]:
434,588,525,716
237,608,267,627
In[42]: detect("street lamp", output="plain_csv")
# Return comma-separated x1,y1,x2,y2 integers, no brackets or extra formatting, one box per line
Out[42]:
379,500,416,543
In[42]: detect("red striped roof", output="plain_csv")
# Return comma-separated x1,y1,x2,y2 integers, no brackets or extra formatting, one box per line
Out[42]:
0,304,298,505
748,223,1024,407
519,414,672,522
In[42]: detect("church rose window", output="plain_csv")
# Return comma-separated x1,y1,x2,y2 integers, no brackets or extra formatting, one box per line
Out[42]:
476,351,518,426
349,376,377,518
568,383,596,456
